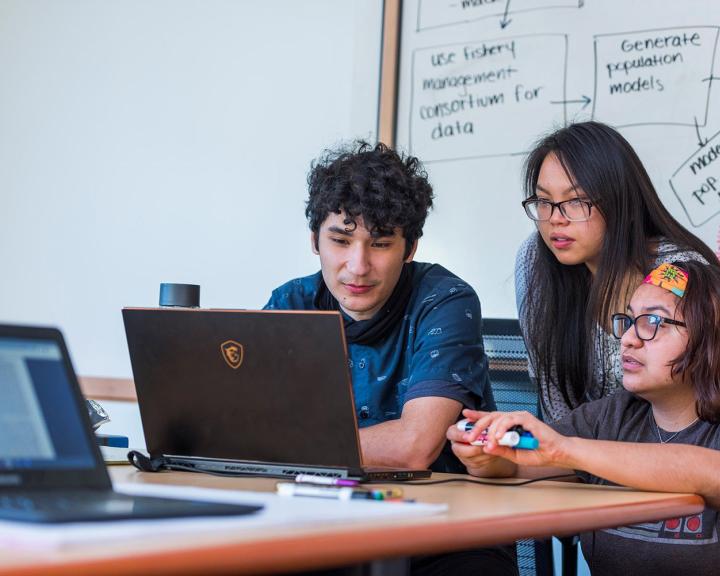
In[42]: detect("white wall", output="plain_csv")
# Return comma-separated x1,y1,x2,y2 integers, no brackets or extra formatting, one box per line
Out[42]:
0,0,383,378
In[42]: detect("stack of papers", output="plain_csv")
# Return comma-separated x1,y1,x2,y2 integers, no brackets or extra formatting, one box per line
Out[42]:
100,446,131,465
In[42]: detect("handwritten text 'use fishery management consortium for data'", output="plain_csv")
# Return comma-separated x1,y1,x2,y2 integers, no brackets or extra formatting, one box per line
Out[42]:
409,34,568,163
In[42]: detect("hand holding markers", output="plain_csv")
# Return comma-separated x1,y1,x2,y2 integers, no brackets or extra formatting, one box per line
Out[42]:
456,419,539,450
451,408,571,469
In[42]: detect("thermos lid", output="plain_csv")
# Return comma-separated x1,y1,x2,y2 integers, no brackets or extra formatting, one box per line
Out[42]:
159,283,200,307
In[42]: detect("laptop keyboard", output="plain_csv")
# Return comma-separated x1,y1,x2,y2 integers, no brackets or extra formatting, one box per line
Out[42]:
0,492,114,513
1,493,86,512
0,490,263,523
1,495,42,512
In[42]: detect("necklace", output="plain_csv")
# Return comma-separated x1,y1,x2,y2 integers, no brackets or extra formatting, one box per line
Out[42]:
650,412,700,444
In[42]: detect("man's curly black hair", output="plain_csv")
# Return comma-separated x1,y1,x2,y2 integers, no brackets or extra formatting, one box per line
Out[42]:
306,141,434,258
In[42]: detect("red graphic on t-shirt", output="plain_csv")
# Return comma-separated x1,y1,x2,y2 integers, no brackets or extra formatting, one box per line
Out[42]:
686,516,702,533
607,509,717,545
665,518,681,532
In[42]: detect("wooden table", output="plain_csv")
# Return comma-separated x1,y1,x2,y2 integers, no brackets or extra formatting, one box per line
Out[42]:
0,466,704,575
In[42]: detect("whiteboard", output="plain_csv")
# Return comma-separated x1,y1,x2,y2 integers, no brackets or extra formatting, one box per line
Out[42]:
394,0,720,318
0,0,383,378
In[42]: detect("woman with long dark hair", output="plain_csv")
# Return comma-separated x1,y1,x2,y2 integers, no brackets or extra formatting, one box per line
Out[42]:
515,121,717,421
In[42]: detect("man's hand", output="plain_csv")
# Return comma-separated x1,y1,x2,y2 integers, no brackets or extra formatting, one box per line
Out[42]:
447,410,516,477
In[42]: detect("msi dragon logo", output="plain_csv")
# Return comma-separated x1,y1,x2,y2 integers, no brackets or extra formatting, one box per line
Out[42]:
221,340,244,369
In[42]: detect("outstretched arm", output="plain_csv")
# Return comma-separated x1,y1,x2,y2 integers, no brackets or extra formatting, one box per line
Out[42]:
466,409,720,508
359,396,462,469
562,440,720,508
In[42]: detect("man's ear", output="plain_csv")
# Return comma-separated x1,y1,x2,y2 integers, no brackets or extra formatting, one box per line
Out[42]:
310,232,319,255
405,239,419,263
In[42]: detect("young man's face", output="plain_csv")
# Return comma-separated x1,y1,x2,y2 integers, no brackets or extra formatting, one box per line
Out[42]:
312,211,417,321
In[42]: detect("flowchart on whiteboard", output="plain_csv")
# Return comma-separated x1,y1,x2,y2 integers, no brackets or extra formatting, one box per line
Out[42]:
403,2,720,231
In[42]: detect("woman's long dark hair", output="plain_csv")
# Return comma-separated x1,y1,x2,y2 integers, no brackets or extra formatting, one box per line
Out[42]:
523,121,718,413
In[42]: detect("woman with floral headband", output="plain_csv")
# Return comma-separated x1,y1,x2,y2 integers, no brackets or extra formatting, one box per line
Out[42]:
449,261,720,574
516,121,717,422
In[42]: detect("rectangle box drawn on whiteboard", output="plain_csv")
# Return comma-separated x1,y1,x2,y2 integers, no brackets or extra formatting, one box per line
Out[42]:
416,0,583,33
592,26,720,128
670,129,720,227
409,33,568,163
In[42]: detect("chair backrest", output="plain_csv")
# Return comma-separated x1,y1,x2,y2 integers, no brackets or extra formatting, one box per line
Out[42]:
482,318,538,417
482,318,552,576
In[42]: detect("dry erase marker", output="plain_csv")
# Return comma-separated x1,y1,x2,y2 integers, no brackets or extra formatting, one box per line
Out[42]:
276,483,393,500
456,419,539,450
294,474,359,487
372,488,404,500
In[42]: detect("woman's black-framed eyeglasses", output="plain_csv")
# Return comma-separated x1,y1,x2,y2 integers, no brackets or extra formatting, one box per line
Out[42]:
522,198,594,222
611,313,686,341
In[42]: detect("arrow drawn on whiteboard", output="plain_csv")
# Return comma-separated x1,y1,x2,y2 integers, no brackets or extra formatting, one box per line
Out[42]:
694,116,709,148
500,0,512,29
550,95,592,110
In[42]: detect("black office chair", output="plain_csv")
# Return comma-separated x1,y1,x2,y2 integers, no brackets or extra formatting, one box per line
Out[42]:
482,318,578,576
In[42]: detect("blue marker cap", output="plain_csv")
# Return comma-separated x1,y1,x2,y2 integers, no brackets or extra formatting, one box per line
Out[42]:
515,436,539,450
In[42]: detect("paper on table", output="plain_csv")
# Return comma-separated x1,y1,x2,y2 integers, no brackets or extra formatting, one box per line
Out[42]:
100,446,131,465
0,482,447,550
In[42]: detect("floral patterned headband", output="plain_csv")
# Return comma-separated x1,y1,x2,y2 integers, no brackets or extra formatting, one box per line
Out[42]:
643,263,688,298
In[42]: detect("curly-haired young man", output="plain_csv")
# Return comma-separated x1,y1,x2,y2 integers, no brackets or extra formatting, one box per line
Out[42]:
265,141,498,474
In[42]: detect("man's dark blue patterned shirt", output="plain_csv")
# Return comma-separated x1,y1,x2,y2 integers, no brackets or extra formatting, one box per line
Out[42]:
264,262,495,428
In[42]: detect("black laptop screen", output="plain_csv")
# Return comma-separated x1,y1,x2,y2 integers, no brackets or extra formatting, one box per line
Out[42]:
0,337,96,470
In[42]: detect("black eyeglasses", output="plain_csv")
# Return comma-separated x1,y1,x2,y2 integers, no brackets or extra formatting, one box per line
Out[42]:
611,313,686,341
522,198,594,222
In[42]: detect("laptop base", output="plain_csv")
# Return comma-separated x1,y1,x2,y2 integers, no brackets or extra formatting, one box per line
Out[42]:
165,455,358,479
0,490,262,524
142,455,431,482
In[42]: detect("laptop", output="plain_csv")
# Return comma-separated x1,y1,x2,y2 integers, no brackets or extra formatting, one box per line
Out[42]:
122,308,431,481
0,323,263,523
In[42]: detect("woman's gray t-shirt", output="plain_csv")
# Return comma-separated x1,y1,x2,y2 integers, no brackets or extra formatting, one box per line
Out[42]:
552,390,720,576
